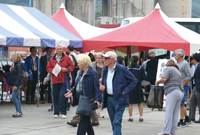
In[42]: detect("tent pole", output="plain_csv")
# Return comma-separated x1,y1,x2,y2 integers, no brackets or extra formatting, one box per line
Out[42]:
37,48,40,107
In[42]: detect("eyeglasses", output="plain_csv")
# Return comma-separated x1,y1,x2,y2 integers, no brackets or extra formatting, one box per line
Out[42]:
104,57,111,60
96,57,102,59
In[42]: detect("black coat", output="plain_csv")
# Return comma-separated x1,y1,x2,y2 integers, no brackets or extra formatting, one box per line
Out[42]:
11,61,24,86
146,59,158,85
194,63,200,92
40,55,51,79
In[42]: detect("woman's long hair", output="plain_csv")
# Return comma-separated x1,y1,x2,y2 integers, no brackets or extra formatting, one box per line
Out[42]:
131,56,139,68
166,59,179,70
11,53,22,62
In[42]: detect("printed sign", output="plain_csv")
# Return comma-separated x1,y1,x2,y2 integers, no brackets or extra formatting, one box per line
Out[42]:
156,59,168,108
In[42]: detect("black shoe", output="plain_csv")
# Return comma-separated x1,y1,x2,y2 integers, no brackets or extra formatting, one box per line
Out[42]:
195,118,200,123
92,123,99,126
67,121,77,127
185,118,192,125
177,121,186,128
191,119,195,122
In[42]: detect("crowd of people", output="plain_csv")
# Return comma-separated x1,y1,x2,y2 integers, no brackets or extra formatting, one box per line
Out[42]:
1,45,200,135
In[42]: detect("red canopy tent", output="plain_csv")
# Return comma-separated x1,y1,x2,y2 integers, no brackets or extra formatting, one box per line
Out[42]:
51,3,115,53
83,4,200,56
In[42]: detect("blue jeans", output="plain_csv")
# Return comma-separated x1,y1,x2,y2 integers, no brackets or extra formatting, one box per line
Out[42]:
12,86,21,113
107,96,125,135
53,83,67,115
181,85,190,105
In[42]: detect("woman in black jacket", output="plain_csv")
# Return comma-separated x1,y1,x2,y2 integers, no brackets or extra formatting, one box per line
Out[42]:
10,53,24,118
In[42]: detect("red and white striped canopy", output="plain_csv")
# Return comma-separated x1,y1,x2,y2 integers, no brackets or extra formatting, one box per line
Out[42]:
84,4,200,56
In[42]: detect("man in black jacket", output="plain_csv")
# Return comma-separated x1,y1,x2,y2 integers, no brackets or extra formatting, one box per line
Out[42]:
40,47,52,103
146,52,158,85
189,53,200,123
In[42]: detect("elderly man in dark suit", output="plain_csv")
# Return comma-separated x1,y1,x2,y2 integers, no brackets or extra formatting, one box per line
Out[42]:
40,47,52,103
189,53,200,123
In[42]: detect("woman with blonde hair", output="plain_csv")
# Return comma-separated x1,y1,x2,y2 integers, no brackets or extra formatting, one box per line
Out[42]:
65,54,102,135
156,59,184,135
10,53,24,118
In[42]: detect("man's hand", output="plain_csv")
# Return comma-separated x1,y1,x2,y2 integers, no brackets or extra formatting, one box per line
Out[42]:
62,68,67,73
155,81,159,86
43,81,47,85
13,86,17,90
100,85,105,92
122,91,126,94
26,77,29,81
64,89,72,98
99,78,102,85
94,101,101,109
9,63,14,71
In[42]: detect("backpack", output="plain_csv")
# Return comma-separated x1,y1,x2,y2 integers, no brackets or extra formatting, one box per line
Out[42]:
70,54,79,87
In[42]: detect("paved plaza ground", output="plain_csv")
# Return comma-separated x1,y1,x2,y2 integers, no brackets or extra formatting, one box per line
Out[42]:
0,102,199,135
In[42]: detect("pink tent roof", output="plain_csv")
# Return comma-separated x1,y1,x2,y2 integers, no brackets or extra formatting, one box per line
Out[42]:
51,4,114,40
84,4,200,56
51,5,82,40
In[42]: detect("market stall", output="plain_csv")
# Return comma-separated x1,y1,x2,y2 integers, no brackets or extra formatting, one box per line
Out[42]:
0,3,82,48
84,4,200,56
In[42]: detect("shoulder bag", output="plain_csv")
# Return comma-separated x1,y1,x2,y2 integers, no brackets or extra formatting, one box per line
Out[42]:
76,76,95,117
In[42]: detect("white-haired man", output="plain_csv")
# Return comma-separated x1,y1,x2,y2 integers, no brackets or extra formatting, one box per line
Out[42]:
175,49,192,127
100,51,138,135
46,45,74,118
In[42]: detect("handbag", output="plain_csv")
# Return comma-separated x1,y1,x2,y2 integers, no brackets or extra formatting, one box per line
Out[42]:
76,75,95,117
76,95,95,117
6,72,12,86
147,85,164,109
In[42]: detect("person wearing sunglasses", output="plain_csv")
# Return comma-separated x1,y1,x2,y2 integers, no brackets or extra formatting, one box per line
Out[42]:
100,51,138,135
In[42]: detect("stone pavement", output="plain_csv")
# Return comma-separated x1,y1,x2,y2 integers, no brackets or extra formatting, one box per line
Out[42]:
0,102,199,135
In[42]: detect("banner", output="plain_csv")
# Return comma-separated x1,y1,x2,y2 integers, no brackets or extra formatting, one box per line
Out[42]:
156,59,168,107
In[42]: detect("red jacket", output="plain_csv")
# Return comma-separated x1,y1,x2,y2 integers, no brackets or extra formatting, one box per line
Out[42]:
46,53,74,84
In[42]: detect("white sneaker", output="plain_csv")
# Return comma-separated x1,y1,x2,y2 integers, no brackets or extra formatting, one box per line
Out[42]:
158,133,164,135
62,115,66,119
54,115,59,118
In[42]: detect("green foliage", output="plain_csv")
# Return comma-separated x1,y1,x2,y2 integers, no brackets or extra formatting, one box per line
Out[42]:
0,0,29,6
192,0,200,18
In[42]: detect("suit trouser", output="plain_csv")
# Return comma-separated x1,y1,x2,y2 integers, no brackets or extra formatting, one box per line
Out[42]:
71,111,99,124
40,78,51,101
77,115,94,135
189,87,200,120
26,71,37,102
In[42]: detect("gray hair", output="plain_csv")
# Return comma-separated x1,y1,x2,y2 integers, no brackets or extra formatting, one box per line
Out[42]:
56,45,63,48
175,49,185,58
